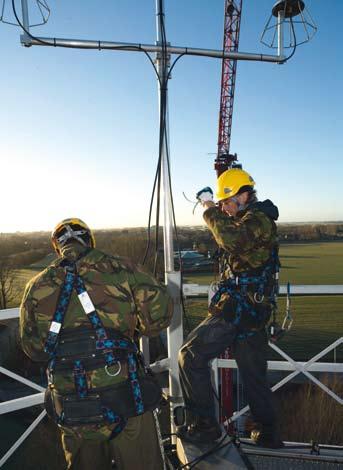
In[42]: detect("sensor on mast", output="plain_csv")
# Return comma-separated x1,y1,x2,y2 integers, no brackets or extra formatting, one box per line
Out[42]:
261,0,317,51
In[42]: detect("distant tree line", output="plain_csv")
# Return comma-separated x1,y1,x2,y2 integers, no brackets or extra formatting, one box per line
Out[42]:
278,223,343,242
0,222,342,273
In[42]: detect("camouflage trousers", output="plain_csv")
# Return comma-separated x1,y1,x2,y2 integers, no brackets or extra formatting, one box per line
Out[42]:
61,411,164,470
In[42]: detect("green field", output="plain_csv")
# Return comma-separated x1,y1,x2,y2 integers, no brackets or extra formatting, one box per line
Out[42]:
11,268,41,306
184,241,343,285
184,296,343,362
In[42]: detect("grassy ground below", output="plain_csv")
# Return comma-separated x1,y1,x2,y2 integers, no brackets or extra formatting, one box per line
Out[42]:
184,241,343,285
184,296,343,362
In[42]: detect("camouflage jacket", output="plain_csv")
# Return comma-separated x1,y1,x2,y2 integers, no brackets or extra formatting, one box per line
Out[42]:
19,244,173,439
204,200,279,327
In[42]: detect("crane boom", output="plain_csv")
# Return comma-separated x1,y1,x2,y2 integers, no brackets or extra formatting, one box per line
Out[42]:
215,0,243,177
216,0,243,431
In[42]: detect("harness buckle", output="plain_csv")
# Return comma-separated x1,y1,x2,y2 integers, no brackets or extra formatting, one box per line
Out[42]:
253,292,264,303
105,361,122,377
49,321,62,334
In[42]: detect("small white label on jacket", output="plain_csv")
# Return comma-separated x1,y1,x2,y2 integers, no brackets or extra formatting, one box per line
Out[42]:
50,321,62,334
78,291,95,314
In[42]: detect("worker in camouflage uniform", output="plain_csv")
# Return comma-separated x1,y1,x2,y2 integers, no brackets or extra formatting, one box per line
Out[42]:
20,218,173,470
178,168,283,448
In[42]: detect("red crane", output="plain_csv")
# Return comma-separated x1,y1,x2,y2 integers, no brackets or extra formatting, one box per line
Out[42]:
215,0,243,177
216,0,243,429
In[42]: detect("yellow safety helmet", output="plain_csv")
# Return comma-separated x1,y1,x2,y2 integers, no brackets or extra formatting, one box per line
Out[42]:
51,218,95,254
216,168,255,201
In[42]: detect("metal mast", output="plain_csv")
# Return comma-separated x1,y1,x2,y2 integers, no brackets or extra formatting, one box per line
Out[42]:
155,0,183,442
215,0,243,176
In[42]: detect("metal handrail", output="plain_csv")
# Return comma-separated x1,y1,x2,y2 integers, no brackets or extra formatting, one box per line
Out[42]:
220,337,343,427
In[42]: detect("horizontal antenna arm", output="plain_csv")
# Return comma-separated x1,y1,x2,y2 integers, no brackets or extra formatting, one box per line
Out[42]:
21,35,283,63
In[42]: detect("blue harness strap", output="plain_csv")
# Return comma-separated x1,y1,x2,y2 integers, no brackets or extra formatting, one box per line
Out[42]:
102,407,127,435
128,353,144,414
44,261,145,431
73,359,88,398
45,270,75,355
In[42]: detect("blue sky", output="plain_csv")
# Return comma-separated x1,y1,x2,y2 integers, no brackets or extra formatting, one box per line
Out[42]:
0,0,342,232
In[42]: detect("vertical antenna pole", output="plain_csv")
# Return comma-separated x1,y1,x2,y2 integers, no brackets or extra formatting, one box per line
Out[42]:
155,0,183,443
21,0,29,30
277,8,285,60
20,0,30,45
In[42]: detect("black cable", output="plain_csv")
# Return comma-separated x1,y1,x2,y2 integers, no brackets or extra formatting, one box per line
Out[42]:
154,4,168,271
167,52,187,80
152,2,168,274
156,4,195,332
153,144,163,275
145,0,169,273
279,17,297,64
150,2,193,334
142,1,169,268
142,162,161,266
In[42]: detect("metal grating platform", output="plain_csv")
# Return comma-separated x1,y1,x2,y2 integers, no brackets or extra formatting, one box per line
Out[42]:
176,436,343,469
240,439,343,470
247,454,343,470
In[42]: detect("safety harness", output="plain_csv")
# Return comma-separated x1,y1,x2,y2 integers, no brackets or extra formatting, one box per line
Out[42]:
210,248,280,339
44,260,160,435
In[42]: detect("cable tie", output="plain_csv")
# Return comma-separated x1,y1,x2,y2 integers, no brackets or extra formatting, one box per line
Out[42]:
98,40,101,51
53,37,56,47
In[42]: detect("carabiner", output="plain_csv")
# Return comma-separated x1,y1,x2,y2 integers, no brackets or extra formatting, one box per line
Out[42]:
254,292,264,303
105,361,121,377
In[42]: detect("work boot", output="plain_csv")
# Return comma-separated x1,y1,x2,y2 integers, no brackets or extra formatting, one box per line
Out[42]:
176,415,222,444
250,426,284,449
